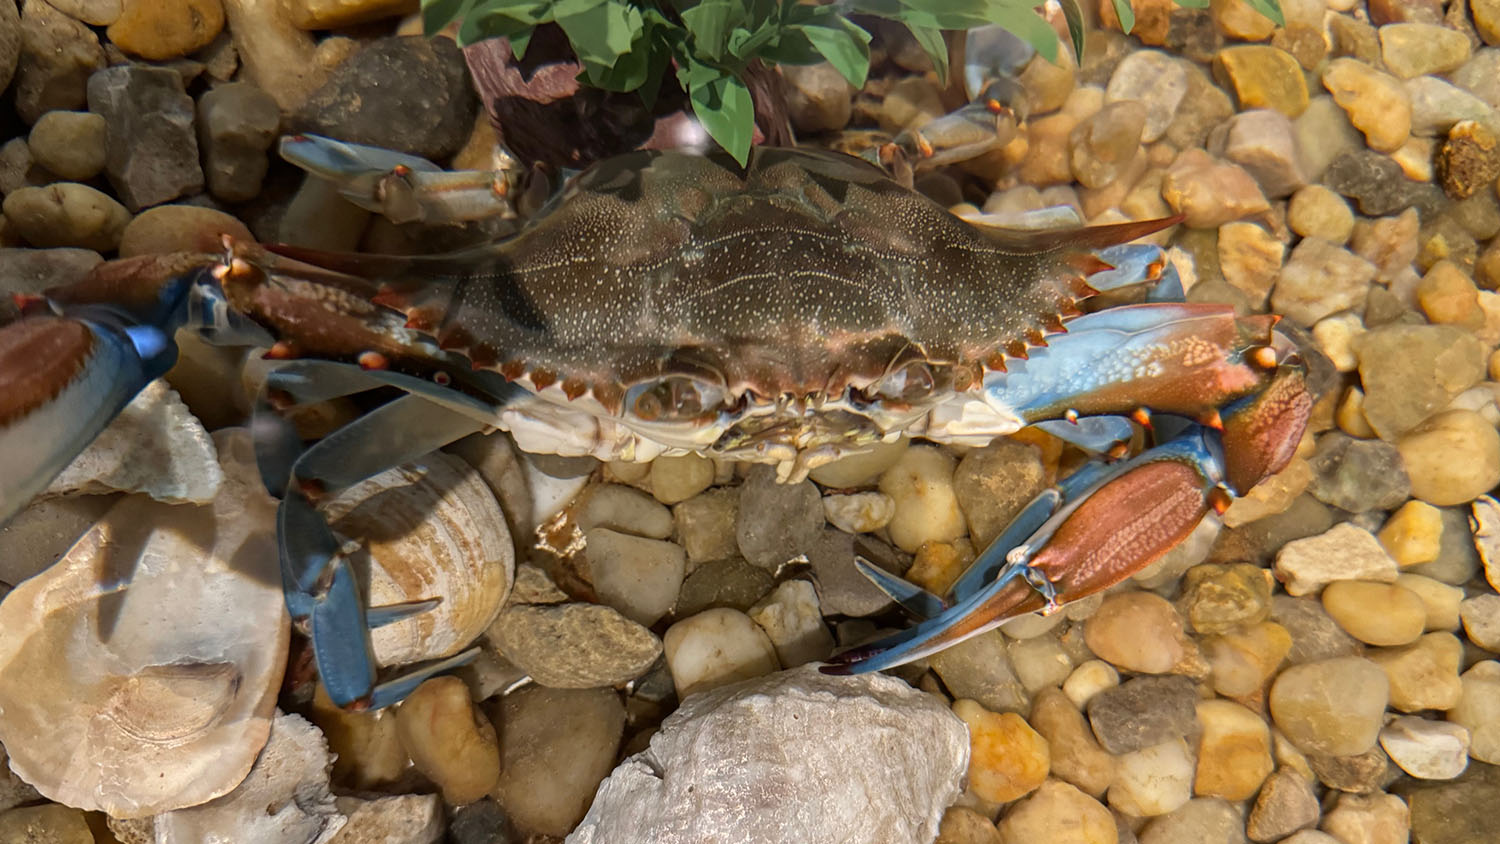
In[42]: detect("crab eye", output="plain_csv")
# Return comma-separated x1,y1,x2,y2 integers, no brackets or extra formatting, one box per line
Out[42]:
629,376,729,422
869,362,936,403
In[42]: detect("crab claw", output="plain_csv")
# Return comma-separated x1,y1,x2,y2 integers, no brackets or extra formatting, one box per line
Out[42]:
280,134,520,225
822,428,1227,675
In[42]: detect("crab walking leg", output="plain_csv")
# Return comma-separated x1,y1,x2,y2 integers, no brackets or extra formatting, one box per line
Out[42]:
822,428,1229,675
254,361,518,709
279,134,520,225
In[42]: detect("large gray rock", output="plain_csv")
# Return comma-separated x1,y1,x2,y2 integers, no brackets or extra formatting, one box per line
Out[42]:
86,65,204,211
0,0,18,95
567,665,967,844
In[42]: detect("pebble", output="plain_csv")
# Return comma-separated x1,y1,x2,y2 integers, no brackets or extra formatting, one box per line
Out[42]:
953,700,1049,803
1167,62,1236,150
1007,631,1072,694
1160,148,1271,228
576,484,672,540
806,527,902,617
673,556,774,617
1202,620,1292,697
107,0,224,60
935,806,1001,844
1247,769,1320,841
737,464,824,568
807,437,909,487
331,793,445,844
641,454,710,505
672,487,738,566
395,677,499,806
1062,659,1120,708
570,666,967,844
1084,591,1192,674
448,799,516,844
1449,661,1500,762
1180,562,1273,633
1310,434,1411,513
1322,580,1427,646
196,81,281,203
1269,656,1390,756
1214,45,1309,117
1394,574,1464,631
1138,798,1246,844
1320,792,1410,844
1400,760,1500,844
878,445,967,553
489,603,661,688
931,630,1030,715
1437,120,1500,201
26,111,104,182
1104,51,1186,143
663,607,780,699
117,204,254,257
1292,96,1364,181
1108,738,1196,817
1029,687,1115,797
1270,237,1377,327
1378,500,1444,566
87,64,204,211
1193,699,1274,801
1461,593,1500,651
0,0,15,95
1214,109,1307,198
1406,76,1495,138
1321,58,1412,153
1357,326,1488,439
286,0,416,28
822,491,895,534
1287,186,1355,245
1397,409,1500,506
292,36,476,161
0,804,92,843
221,0,328,114
1068,101,1145,189
582,530,682,630
1380,716,1470,780
0,138,47,198
1306,745,1392,794
1379,23,1473,79
492,686,624,837
997,780,1116,844
746,580,834,668
1217,221,1284,305
13,0,105,124
1416,261,1484,329
1,183,130,251
1273,523,1400,596
782,62,854,133
1371,632,1464,712
952,438,1047,548
1086,675,1198,755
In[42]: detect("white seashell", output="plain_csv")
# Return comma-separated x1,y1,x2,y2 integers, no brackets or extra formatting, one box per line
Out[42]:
0,429,288,817
44,379,222,504
321,451,514,668
154,711,346,844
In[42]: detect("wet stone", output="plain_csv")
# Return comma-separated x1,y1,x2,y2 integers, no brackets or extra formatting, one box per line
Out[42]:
1356,324,1488,440
1166,62,1235,150
1161,147,1271,228
291,36,477,162
107,0,224,61
1138,797,1245,844
1322,580,1427,646
1380,716,1469,780
1393,574,1462,630
1293,96,1364,182
14,0,105,124
930,630,1029,715
1451,49,1500,110
807,528,901,617
1202,620,1292,698
447,798,516,844
782,62,853,133
1321,150,1446,220
492,686,624,837
1305,433,1411,512
955,700,1049,804
1248,769,1320,842
663,607,779,699
584,528,685,627
1369,632,1463,712
1108,738,1196,818
934,806,1001,844
1437,120,1500,200
27,111,104,182
1399,409,1500,507
1322,58,1411,152
1406,76,1496,138
1270,237,1377,327
879,445,967,553
0,0,15,94
1180,562,1272,634
86,65,203,211
738,464,824,569
1086,675,1198,755
1274,521,1400,597
196,82,280,203
995,781,1114,844
1406,505,1480,585
1105,50,1186,143
672,556,774,618
673,487,739,567
1213,108,1307,198
1270,656,1390,756
0,804,93,843
1321,792,1410,844
576,483,672,539
1352,208,1421,278
1029,687,1115,798
1214,45,1309,117
1271,595,1362,664
1461,593,1500,651
1217,221,1284,306
489,603,661,688
1,183,129,251
1084,591,1192,674
1380,22,1473,78
1307,745,1394,794
395,676,499,806
747,579,833,668
952,438,1047,549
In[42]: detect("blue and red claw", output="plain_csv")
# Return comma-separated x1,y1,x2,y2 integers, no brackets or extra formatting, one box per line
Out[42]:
823,429,1229,675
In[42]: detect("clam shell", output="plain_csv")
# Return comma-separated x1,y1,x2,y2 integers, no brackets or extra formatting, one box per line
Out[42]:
322,451,514,668
0,429,288,817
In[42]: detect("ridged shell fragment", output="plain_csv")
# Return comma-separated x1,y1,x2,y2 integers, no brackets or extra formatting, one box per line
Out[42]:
0,429,288,817
321,451,514,667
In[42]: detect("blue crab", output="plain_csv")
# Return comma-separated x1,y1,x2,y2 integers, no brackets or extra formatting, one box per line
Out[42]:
0,134,1312,709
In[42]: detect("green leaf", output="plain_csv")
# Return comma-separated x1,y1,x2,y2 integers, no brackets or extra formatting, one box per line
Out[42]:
727,20,779,60
1110,0,1136,34
1173,0,1210,7
989,5,1058,64
681,0,745,62
1058,0,1086,62
756,28,823,66
550,0,606,17
556,0,644,65
1245,0,1285,26
795,16,871,88
686,69,754,165
456,7,535,48
420,0,474,36
903,22,949,84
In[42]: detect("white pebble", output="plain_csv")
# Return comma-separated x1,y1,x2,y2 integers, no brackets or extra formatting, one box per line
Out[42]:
1063,659,1121,709
822,491,896,534
664,608,780,699
1449,661,1500,763
1460,594,1500,651
878,445,966,553
1107,738,1195,817
575,484,673,539
584,528,686,627
1273,523,1399,596
1379,716,1470,779
748,580,835,668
